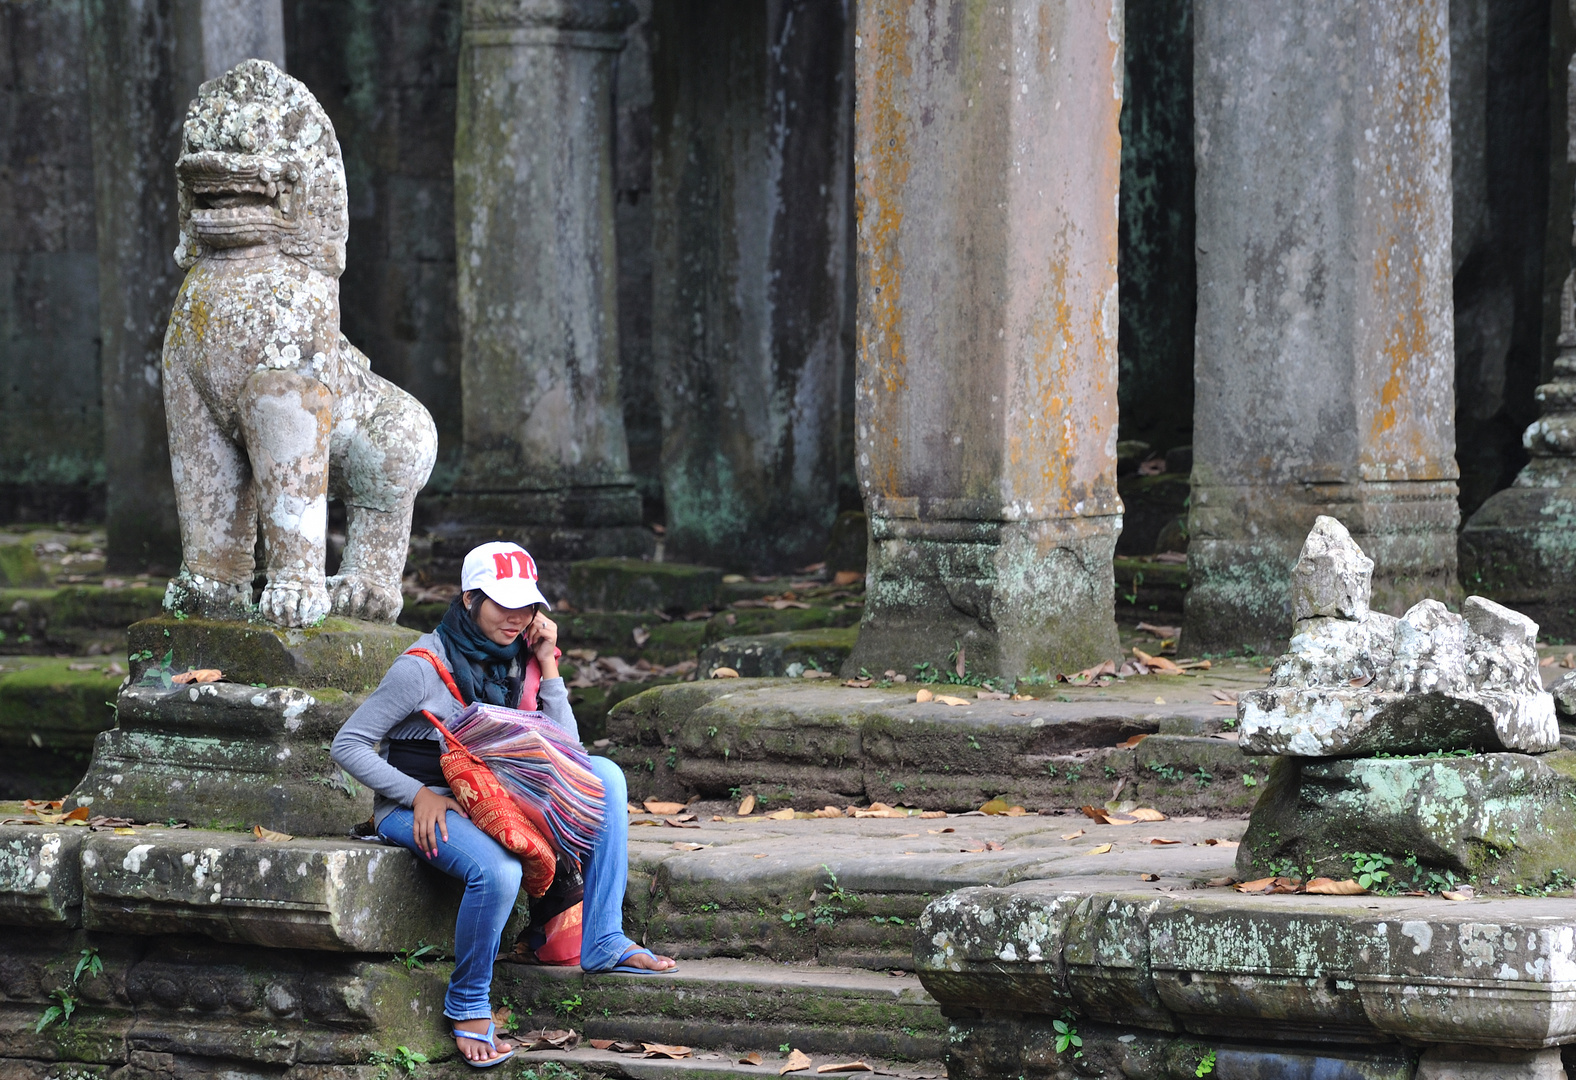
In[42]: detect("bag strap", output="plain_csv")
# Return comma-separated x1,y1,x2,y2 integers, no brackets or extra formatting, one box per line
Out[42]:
403,647,469,748
405,647,466,705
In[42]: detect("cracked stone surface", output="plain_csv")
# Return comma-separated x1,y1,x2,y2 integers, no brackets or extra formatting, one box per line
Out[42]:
1239,518,1556,757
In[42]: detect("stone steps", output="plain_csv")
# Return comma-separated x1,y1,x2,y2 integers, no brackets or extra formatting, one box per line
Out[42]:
494,957,946,1062
522,1046,944,1080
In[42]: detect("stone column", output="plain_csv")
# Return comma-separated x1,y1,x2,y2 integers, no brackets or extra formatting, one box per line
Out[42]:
440,0,648,584
846,0,1124,679
1186,0,1459,654
1459,4,1576,638
86,0,284,573
650,0,853,571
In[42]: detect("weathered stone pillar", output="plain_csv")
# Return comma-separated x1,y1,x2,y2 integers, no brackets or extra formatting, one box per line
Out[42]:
1459,3,1576,639
439,0,648,584
86,0,284,573
650,0,853,571
846,0,1124,679
1186,0,1459,654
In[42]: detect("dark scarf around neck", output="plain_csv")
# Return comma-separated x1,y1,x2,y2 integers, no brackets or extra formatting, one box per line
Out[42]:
435,595,523,707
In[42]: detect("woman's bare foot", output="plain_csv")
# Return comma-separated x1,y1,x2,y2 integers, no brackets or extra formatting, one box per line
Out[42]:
453,1017,512,1064
619,945,677,972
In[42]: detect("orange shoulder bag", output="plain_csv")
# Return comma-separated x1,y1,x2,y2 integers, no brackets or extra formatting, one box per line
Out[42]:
404,647,556,898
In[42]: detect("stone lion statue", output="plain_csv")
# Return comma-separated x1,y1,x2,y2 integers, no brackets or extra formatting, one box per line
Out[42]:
161,59,436,627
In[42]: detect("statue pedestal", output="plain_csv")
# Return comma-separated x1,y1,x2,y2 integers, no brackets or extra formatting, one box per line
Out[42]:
68,616,417,835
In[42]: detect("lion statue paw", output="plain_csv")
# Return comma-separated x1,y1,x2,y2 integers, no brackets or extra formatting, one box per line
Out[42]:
258,579,333,628
326,574,404,623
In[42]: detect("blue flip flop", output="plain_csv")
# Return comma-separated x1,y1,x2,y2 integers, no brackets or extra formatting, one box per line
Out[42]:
600,945,679,975
452,1021,515,1068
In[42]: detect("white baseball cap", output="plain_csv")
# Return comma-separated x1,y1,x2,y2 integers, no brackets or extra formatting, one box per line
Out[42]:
461,542,549,611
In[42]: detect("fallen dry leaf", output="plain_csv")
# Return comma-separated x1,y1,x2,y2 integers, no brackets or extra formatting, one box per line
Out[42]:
62,806,90,823
643,1043,692,1059
833,570,864,586
842,678,873,688
1442,888,1475,901
915,688,934,703
632,627,651,647
984,840,1004,851
975,689,1010,700
1139,873,1159,882
1205,876,1236,887
252,825,293,842
1061,829,1086,840
627,802,643,813
919,810,948,819
1116,733,1149,749
930,827,957,835
980,798,1011,815
954,647,967,678
935,695,970,707
781,1049,813,1074
854,803,909,819
1305,877,1367,895
812,806,843,818
1133,648,1183,674
711,667,740,679
630,819,661,827
1086,843,1113,855
1199,838,1240,848
1234,876,1301,894
520,1029,580,1051
1136,621,1181,639
171,668,223,684
1080,805,1112,823
1148,837,1181,845
1003,805,1027,816
765,808,796,821
1348,673,1374,688
738,794,756,815
1129,808,1167,822
672,841,706,851
817,1064,873,1074
740,1052,765,1066
1210,690,1239,704
1061,659,1117,684
645,800,686,815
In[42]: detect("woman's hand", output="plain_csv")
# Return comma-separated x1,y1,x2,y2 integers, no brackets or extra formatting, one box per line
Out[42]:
412,786,466,859
527,612,560,680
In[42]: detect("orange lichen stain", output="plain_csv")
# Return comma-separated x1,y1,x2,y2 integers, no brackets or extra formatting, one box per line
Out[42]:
1363,1,1447,478
1011,243,1075,513
856,0,915,499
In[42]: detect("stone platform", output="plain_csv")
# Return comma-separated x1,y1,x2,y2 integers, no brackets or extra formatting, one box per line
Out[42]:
607,673,1270,816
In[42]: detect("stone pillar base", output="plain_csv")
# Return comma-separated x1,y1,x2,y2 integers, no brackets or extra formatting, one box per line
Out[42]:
846,516,1120,681
1459,466,1576,639
1185,479,1460,654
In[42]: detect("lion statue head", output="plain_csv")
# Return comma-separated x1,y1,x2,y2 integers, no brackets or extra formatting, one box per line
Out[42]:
173,59,348,277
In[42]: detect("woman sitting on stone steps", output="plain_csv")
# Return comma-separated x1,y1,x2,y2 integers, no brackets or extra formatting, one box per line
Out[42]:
332,541,677,1069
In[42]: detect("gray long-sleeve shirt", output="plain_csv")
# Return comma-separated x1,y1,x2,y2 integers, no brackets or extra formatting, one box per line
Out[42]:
330,631,578,827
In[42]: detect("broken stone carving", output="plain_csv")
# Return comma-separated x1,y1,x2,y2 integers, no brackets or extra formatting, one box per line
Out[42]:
1239,516,1556,758
161,59,436,627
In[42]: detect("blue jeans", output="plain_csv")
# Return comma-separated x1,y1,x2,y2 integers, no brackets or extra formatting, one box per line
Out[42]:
378,755,640,1018
379,808,523,1021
